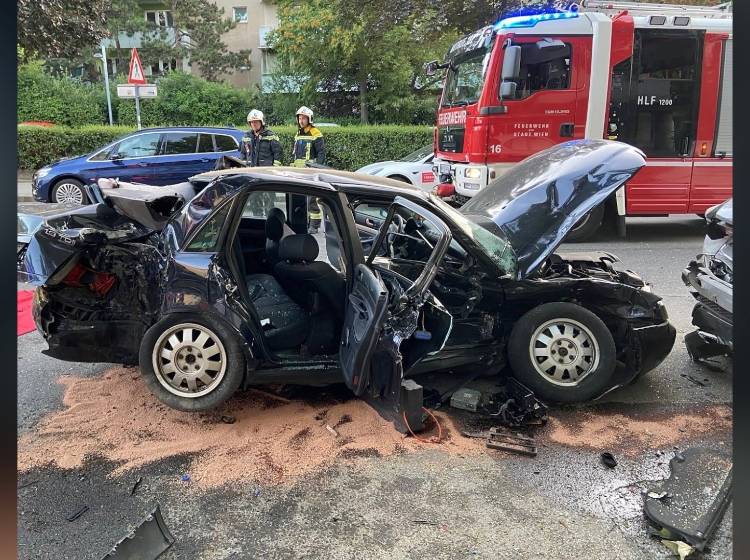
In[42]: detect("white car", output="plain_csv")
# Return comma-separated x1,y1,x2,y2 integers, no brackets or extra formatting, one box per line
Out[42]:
356,145,438,192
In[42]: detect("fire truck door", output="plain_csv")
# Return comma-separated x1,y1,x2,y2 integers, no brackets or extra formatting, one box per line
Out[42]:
488,36,588,162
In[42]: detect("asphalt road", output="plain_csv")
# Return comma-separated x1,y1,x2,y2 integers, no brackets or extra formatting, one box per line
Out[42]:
17,216,733,559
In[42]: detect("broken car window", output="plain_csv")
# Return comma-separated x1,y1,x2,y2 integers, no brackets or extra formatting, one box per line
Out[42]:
186,202,232,251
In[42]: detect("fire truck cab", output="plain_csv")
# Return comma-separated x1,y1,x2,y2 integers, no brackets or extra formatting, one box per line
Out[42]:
430,1,732,240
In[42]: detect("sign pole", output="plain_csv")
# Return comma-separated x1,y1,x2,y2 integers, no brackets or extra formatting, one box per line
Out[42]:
101,44,113,126
134,85,142,130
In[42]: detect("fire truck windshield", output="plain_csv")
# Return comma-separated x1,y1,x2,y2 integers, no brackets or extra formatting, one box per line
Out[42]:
441,48,492,108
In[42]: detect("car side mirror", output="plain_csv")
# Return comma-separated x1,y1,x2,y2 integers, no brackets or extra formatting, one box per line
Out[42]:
500,81,517,99
501,46,521,81
424,60,440,76
111,152,124,161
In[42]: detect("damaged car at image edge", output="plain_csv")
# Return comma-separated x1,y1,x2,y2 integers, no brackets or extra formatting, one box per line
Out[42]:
17,139,676,430
682,197,733,361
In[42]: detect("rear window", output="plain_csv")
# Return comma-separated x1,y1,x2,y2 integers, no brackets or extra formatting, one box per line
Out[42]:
162,132,198,155
197,133,214,153
215,134,238,152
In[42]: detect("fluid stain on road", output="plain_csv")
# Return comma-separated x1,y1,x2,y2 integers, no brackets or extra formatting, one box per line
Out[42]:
18,366,732,490
17,366,482,488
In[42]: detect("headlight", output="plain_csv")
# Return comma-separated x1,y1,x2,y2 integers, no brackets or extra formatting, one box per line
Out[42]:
36,167,51,178
465,167,482,179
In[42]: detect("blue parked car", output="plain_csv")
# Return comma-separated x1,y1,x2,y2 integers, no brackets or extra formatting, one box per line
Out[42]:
32,127,245,204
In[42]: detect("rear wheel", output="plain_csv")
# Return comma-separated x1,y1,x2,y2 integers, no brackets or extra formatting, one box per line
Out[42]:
139,313,246,411
387,175,411,183
507,302,617,403
52,178,87,204
565,204,604,242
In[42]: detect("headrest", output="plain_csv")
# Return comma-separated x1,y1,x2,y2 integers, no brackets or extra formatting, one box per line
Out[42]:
279,234,318,263
266,207,286,241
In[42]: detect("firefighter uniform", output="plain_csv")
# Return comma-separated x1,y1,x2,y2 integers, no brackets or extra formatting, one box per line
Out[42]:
292,123,326,232
240,127,283,167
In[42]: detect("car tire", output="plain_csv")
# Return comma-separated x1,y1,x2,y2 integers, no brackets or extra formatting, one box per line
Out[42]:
507,302,617,403
52,178,88,204
565,204,604,242
139,313,247,411
387,175,411,183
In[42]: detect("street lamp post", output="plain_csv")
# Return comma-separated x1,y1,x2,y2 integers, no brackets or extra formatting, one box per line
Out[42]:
95,43,114,126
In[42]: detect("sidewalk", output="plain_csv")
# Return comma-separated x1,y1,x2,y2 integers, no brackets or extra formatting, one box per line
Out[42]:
18,170,33,202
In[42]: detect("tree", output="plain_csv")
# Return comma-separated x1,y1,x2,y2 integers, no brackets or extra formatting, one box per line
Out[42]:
139,0,253,81
17,0,108,60
269,0,456,124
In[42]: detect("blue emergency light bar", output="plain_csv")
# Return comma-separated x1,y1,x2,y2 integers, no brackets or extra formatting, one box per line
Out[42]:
494,11,579,30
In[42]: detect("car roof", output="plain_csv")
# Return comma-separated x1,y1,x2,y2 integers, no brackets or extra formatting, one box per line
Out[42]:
131,126,243,134
192,167,430,200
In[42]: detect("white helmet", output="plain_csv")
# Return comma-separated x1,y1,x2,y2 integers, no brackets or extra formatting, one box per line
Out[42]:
296,106,314,123
247,109,265,125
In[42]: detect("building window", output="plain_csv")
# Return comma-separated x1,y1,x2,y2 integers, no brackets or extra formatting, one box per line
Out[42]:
233,7,248,23
145,10,173,27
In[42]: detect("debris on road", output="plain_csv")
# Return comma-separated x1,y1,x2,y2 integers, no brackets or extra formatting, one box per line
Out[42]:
180,474,191,483
659,539,695,560
646,491,668,500
101,505,175,560
462,427,537,457
130,476,143,496
66,505,89,522
600,452,618,469
644,447,732,552
325,424,339,437
411,519,439,526
220,415,236,425
680,373,708,388
17,479,39,490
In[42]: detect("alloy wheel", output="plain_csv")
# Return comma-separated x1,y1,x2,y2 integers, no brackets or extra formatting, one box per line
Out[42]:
152,323,228,398
54,182,85,204
528,318,600,386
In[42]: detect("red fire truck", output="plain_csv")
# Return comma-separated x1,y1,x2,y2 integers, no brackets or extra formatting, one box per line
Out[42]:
428,1,732,240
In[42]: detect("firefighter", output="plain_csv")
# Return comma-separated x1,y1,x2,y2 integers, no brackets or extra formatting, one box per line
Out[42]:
241,109,282,216
292,106,326,232
240,109,282,167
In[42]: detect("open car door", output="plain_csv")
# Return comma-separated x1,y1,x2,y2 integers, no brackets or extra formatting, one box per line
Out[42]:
340,196,452,400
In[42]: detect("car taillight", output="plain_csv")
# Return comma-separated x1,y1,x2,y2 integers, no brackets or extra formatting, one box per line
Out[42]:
63,263,116,296
435,183,456,198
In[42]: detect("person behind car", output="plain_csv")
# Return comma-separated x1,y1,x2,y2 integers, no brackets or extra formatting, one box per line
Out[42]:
241,109,282,167
292,106,326,232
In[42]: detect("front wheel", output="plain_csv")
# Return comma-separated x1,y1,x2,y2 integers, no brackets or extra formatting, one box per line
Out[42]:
507,302,617,403
52,178,87,204
139,314,247,411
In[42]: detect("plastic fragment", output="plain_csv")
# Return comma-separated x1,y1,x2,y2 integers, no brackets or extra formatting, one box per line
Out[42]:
660,539,695,559
600,452,618,468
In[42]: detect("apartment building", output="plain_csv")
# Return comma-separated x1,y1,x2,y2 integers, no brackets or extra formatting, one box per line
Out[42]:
101,1,278,89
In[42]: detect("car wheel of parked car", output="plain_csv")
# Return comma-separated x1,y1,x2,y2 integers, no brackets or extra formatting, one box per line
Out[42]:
387,175,411,183
507,302,616,403
52,179,87,204
139,314,246,411
565,204,604,242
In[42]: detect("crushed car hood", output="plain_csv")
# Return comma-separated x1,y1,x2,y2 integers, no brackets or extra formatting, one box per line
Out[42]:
460,140,645,279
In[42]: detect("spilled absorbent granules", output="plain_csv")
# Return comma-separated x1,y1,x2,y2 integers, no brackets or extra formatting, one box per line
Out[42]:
18,367,483,488
544,404,732,456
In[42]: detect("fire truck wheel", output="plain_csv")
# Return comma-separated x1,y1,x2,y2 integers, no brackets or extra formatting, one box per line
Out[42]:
565,204,604,242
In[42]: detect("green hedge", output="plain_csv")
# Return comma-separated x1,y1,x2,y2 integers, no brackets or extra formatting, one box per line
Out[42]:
18,124,433,171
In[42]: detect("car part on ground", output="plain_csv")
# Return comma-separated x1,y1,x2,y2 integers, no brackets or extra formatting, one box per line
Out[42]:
101,505,175,560
644,447,732,552
461,426,537,456
18,140,675,428
682,198,732,361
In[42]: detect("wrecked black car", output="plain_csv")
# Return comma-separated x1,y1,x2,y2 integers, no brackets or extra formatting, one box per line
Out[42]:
18,140,675,417
682,198,733,360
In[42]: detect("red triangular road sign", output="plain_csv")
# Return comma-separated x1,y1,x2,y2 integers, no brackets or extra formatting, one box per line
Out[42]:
128,48,147,85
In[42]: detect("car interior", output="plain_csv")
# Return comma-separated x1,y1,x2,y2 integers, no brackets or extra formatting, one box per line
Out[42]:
229,190,348,357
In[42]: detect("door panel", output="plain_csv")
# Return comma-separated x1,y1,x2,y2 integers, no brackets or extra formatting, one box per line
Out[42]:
150,132,208,184
91,132,161,184
340,264,389,395
625,161,693,214
486,36,587,163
